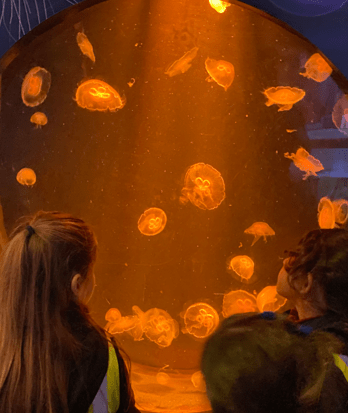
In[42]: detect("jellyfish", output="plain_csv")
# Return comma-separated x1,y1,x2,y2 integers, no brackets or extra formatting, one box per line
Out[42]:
286,129,297,133
30,112,47,128
256,286,287,312
300,53,332,83
156,372,170,385
76,32,95,62
209,0,231,13
181,303,219,338
104,307,143,340
191,371,206,392
105,308,122,323
127,78,136,87
318,197,335,229
138,208,167,236
132,305,179,348
263,86,305,111
222,290,258,318
165,47,199,77
21,67,51,107
333,199,348,226
180,163,225,210
205,58,235,91
228,255,255,281
16,168,36,186
244,222,275,246
75,79,126,112
284,148,324,180
332,95,348,136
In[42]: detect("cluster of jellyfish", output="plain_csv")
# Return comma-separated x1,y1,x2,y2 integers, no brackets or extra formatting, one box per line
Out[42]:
317,197,348,229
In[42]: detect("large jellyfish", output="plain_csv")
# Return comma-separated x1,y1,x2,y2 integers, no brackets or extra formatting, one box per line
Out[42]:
244,222,275,246
318,197,335,229
205,58,235,91
137,207,167,236
332,95,348,136
21,67,51,107
222,290,258,318
104,307,143,339
263,86,305,111
181,303,219,338
209,0,231,13
333,199,348,226
284,148,324,180
299,53,332,83
76,32,96,62
165,47,199,77
30,112,48,128
132,305,179,348
75,79,126,112
16,168,36,186
180,163,225,210
227,255,255,282
256,286,287,312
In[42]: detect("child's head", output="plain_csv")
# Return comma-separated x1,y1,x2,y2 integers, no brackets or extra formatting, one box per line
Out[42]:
201,313,342,413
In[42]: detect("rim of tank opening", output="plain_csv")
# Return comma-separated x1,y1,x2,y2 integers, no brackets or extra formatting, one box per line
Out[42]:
0,0,347,92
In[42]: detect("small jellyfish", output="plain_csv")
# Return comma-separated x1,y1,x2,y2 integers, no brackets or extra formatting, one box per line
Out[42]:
30,112,48,128
333,199,348,226
21,67,51,107
165,47,199,77
244,222,275,246
105,308,122,323
256,286,287,312
180,163,225,210
76,32,95,62
156,372,170,385
228,255,255,281
191,371,206,392
263,86,305,111
137,208,167,236
332,95,348,136
181,303,219,338
205,58,235,91
16,168,36,186
318,197,335,229
127,78,136,87
222,290,258,318
209,0,231,13
132,305,179,348
300,53,332,83
75,79,126,112
286,129,297,133
104,307,143,339
284,147,324,180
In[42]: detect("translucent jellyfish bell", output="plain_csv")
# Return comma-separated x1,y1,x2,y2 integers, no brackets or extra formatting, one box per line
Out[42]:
222,290,258,318
284,148,324,180
333,199,348,226
156,372,170,385
244,222,275,246
181,303,219,339
299,53,332,83
30,112,48,128
76,32,96,62
332,95,348,136
205,58,235,91
318,197,335,229
227,255,255,282
16,168,36,186
165,47,199,77
21,67,51,107
75,79,126,112
256,286,287,312
191,371,206,392
137,207,167,236
263,86,305,111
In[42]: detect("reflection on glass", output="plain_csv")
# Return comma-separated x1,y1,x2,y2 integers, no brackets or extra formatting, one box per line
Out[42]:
165,47,199,77
244,222,275,246
76,32,96,62
222,290,258,318
332,95,348,136
284,148,324,180
228,255,254,281
181,303,219,338
318,197,335,229
75,79,126,112
21,67,51,107
30,112,48,128
180,163,225,210
205,58,235,91
300,53,332,83
256,285,287,312
137,207,167,236
263,86,305,111
16,168,36,186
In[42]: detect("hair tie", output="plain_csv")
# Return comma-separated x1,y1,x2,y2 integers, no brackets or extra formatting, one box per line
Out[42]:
26,225,35,238
260,311,276,320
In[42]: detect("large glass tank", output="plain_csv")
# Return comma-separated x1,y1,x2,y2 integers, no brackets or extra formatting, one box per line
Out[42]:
1,0,348,411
